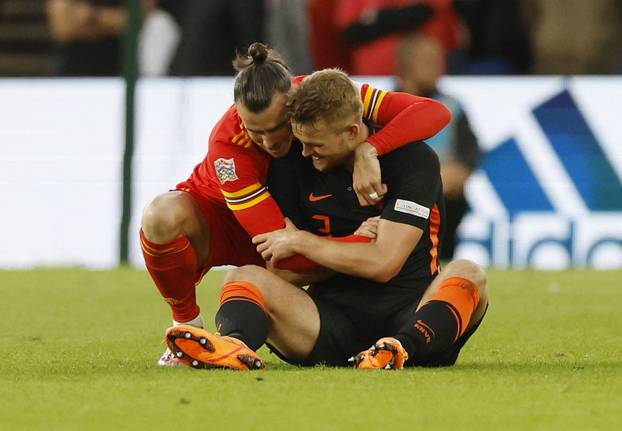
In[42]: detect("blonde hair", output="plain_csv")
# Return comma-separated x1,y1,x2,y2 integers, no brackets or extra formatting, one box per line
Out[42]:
288,68,363,129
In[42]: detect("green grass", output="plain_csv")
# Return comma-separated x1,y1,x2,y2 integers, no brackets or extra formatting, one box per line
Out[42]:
1,268,621,431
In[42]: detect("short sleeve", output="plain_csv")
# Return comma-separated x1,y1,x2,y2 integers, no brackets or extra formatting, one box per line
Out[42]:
380,143,442,231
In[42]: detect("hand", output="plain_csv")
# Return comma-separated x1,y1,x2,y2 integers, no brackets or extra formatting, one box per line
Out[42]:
252,218,301,264
353,216,380,240
353,142,387,206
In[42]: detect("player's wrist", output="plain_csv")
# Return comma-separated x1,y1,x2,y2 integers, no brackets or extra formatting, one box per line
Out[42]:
291,230,312,254
354,141,378,160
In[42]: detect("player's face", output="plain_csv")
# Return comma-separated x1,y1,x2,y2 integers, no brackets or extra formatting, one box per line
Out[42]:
293,119,360,172
237,92,294,158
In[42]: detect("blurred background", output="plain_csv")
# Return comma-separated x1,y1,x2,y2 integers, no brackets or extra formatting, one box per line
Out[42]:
1,0,621,270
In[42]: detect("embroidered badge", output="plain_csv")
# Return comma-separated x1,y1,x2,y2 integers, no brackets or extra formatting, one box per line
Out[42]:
214,158,238,184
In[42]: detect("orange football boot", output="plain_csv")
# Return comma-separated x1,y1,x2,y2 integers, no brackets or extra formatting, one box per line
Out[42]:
349,337,409,370
165,325,265,370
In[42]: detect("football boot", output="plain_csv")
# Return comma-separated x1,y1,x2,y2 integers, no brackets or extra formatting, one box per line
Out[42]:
165,325,265,370
349,337,408,370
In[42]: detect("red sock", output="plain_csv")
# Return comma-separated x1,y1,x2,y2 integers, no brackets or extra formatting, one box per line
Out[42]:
140,229,201,322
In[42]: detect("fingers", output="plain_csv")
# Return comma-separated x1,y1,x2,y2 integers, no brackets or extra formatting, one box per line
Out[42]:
252,233,266,245
257,244,273,261
356,192,370,207
354,180,379,206
354,183,388,207
354,216,380,237
256,238,278,262
356,222,378,238
356,231,376,240
261,249,272,261
365,215,381,226
356,189,379,206
255,241,269,254
354,227,376,239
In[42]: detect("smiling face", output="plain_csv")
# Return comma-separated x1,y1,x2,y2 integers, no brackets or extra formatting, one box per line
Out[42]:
236,92,294,158
292,118,363,172
287,69,367,170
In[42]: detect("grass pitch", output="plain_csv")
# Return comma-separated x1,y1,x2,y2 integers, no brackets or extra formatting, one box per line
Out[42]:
1,268,621,431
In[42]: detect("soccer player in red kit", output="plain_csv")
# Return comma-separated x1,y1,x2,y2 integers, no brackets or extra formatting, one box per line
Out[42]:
139,43,451,365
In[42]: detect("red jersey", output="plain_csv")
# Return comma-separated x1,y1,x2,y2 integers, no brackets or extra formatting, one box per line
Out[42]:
181,77,451,244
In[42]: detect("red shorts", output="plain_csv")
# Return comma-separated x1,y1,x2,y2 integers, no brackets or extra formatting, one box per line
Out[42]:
176,181,265,273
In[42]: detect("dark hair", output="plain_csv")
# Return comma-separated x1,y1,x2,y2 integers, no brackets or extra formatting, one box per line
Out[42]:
233,42,292,113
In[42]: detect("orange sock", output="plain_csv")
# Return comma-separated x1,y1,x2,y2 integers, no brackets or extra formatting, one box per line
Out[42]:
426,276,480,340
220,281,267,311
395,276,481,363
140,229,201,322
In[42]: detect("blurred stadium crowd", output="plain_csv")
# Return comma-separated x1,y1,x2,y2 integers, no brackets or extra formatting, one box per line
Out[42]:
1,0,621,78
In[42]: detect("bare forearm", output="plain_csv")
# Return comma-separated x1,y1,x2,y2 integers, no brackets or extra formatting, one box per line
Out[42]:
255,220,420,283
291,231,391,281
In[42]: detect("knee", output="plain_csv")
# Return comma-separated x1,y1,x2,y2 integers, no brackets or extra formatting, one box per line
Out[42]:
141,192,191,243
224,265,271,287
444,259,487,297
222,265,275,307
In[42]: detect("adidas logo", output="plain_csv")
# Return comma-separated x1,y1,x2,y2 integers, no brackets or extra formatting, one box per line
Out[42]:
457,90,622,269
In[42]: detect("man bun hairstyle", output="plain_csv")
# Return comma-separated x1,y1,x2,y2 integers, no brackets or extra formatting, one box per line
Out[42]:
233,42,292,113
248,42,268,64
288,68,363,129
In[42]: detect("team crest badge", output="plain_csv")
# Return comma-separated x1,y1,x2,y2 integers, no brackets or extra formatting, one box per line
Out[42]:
214,158,238,184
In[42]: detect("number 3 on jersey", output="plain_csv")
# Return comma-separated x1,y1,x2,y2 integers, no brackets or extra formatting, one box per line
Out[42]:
311,214,331,235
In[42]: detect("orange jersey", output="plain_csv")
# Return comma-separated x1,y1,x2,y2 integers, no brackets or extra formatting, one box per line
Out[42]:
181,77,451,243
